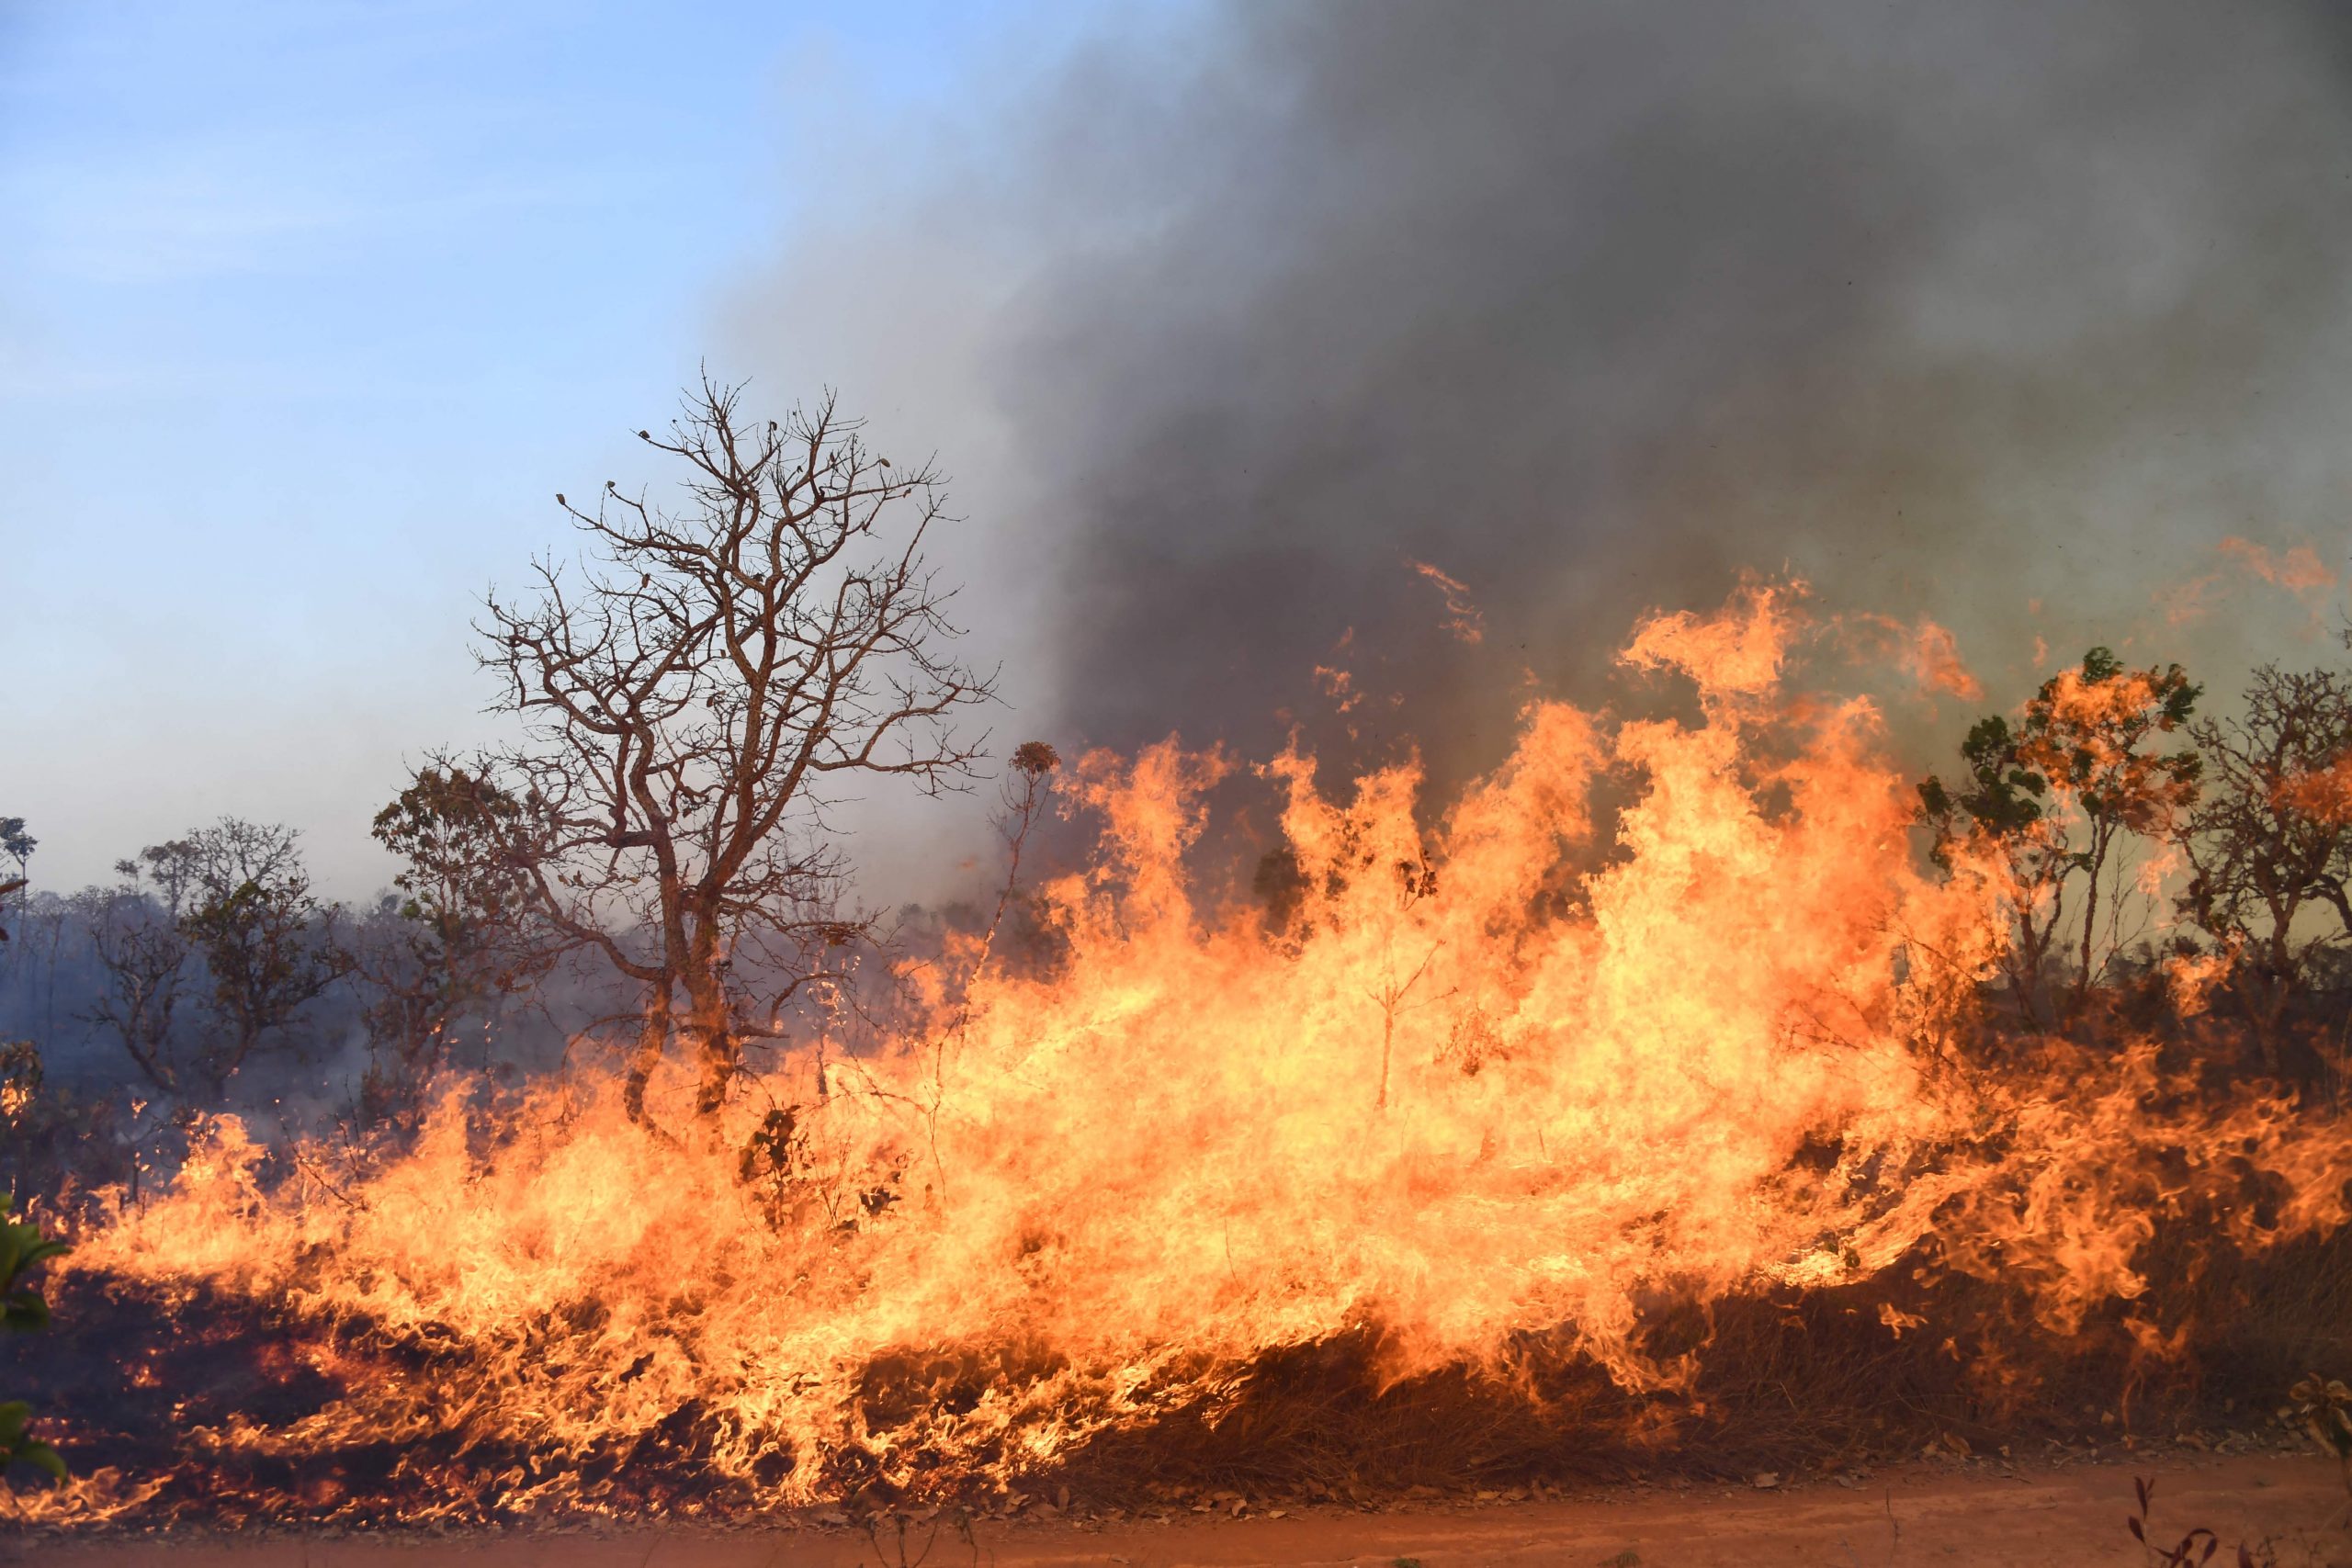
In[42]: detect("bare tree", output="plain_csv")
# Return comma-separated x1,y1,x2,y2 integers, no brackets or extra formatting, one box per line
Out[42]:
478,378,995,1121
2177,665,2352,1068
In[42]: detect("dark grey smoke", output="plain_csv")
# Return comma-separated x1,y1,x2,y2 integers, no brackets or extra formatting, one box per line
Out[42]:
976,0,2352,774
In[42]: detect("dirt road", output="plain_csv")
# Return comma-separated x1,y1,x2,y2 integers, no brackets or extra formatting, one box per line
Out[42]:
16,1453,2348,1567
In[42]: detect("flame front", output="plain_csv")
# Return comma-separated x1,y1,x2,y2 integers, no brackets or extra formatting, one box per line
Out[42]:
36,591,2351,1523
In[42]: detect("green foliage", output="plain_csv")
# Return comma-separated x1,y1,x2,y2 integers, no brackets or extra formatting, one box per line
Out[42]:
183,875,331,1024
85,819,341,1100
0,1196,66,1481
1915,714,2048,866
352,767,552,1115
79,852,197,1096
1917,648,2201,1019
171,819,341,1093
2026,648,2202,834
0,1404,62,1483
1919,647,2201,866
369,765,537,951
0,815,32,875
0,1203,63,1335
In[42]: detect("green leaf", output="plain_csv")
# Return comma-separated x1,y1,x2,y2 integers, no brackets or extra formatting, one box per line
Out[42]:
5,1437,64,1480
4,1294,50,1333
15,1235,64,1272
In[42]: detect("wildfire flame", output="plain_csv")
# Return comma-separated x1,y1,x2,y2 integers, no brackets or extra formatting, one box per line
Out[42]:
17,588,2350,1526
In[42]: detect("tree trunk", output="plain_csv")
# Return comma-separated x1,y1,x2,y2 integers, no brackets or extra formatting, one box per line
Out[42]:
624,982,672,1124
682,928,736,1118
1376,995,1394,1112
2249,928,2292,1076
2074,835,2106,1022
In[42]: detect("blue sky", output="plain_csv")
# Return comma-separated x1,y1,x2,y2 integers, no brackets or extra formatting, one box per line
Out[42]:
0,0,1117,895
17,1,2341,908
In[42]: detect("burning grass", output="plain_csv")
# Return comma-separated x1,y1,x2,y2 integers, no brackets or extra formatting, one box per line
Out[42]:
8,589,2351,1527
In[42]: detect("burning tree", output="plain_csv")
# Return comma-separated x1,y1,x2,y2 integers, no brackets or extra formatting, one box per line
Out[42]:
2176,665,2352,1069
23,589,2352,1528
476,377,994,1121
1918,647,2200,1025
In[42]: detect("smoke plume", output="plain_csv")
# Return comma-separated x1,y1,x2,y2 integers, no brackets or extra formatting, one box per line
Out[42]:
735,0,2352,840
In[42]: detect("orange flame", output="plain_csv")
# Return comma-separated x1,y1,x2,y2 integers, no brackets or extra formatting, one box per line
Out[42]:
2278,751,2352,826
1406,558,1486,646
2218,536,2336,596
2159,536,2339,627
25,589,2350,1524
1840,610,1984,702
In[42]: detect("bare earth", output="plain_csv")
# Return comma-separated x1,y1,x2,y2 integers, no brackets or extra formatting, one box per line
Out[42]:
16,1455,2349,1568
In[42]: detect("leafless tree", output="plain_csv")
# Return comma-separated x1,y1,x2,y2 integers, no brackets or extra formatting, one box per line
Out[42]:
478,377,995,1121
2177,665,2352,1068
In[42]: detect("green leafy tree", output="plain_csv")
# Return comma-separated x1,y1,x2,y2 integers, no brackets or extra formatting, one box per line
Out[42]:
0,817,32,880
1920,648,2200,1023
1917,712,2062,1012
0,814,28,947
96,820,343,1100
0,1197,66,1482
78,845,199,1095
350,766,554,1115
179,819,344,1094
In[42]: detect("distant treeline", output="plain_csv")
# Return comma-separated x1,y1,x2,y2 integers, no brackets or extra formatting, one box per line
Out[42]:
9,377,2352,1204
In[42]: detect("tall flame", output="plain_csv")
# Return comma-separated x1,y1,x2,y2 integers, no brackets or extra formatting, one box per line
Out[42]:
29,588,2350,1523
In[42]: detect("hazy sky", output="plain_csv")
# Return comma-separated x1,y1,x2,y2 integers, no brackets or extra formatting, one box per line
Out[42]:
0,1,1123,897
6,1,2350,907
